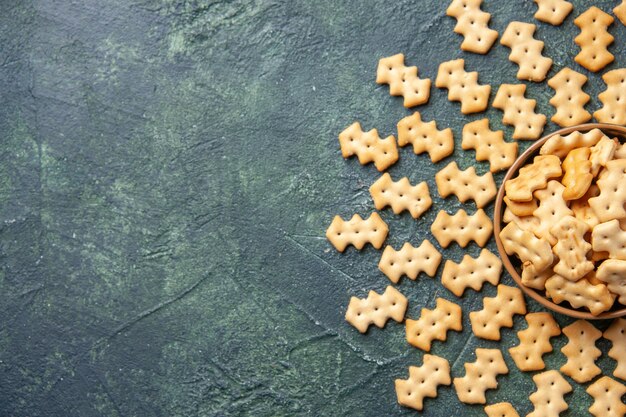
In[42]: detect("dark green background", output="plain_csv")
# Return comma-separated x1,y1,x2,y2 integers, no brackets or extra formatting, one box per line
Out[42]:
1,0,624,416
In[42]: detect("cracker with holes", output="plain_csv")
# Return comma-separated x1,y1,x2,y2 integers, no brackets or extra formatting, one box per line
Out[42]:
615,1,626,25
533,0,573,25
485,403,520,417
493,84,546,140
527,370,572,417
592,219,626,260
503,207,540,233
370,173,432,218
545,274,614,316
462,118,517,172
572,184,600,230
509,312,560,372
604,318,626,380
561,147,593,200
435,161,496,208
397,112,454,162
436,59,491,114
505,154,562,202
522,261,554,291
431,209,492,248
589,159,626,222
548,67,592,127
446,0,498,54
560,320,602,383
338,122,398,171
540,128,605,158
345,286,408,333
574,6,614,72
441,249,501,297
500,221,552,272
376,54,431,108
470,284,526,341
501,22,552,82
378,241,442,283
326,212,388,252
551,216,593,280
595,69,626,125
590,136,617,177
504,196,537,217
587,376,626,417
597,259,626,305
532,181,574,246
405,298,462,351
454,348,508,404
395,354,451,411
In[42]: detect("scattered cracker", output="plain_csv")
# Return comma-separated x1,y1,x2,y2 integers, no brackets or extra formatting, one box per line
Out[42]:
430,209,493,248
561,147,593,200
461,118,517,173
395,354,451,411
485,403,520,417
326,212,388,252
493,84,546,140
509,312,561,372
501,22,552,82
378,241,442,283
503,207,540,233
454,348,508,404
527,370,572,417
597,259,626,305
435,161,496,208
560,320,602,383
446,0,498,54
615,1,626,25
547,67,592,127
533,0,573,25
397,112,454,163
592,219,626,260
587,376,626,417
406,298,462,351
603,318,626,380
545,274,614,316
345,286,408,333
521,261,553,291
589,159,626,222
370,173,432,219
590,136,617,177
500,221,552,272
532,181,574,246
540,128,605,158
551,215,593,281
574,6,614,72
594,68,626,125
505,154,562,202
504,196,538,217
441,249,501,297
376,54,431,108
338,122,398,171
571,184,600,229
436,59,491,114
470,284,526,341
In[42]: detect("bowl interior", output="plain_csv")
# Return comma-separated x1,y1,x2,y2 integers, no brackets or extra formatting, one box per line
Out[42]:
493,123,626,320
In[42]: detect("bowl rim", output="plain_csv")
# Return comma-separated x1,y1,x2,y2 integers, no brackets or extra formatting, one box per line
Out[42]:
493,122,626,320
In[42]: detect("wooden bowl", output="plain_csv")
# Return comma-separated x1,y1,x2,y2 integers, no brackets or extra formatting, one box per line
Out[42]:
493,123,626,319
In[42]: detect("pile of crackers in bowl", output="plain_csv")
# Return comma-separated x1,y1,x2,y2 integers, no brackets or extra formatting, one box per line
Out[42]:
325,0,626,415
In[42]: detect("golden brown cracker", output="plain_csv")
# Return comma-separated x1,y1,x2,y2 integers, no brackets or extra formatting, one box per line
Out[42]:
500,221,553,272
436,59,491,114
405,298,462,352
592,219,626,260
594,68,626,125
551,216,593,281
461,118,518,173
521,261,553,291
470,284,526,341
574,6,614,72
435,161,496,208
493,84,546,140
441,249,501,297
540,128,605,158
504,154,562,202
338,122,398,171
547,67,592,127
545,274,614,316
597,259,626,305
446,0,498,54
453,348,508,404
395,354,451,411
572,184,601,230
533,0,573,25
501,22,553,82
345,286,408,333
527,370,572,417
370,173,432,218
532,181,574,246
589,159,626,222
603,318,626,380
615,1,626,25
485,403,520,417
560,320,602,383
509,312,560,372
561,147,593,200
504,196,538,217
376,54,431,108
326,212,388,252
503,207,540,233
431,209,493,248
589,136,617,177
378,241,442,283
587,376,626,417
397,112,454,163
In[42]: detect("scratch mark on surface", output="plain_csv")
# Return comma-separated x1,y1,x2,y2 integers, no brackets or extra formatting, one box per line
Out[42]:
451,333,475,371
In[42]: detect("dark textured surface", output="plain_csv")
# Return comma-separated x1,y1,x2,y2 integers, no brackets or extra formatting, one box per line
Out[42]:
0,0,625,416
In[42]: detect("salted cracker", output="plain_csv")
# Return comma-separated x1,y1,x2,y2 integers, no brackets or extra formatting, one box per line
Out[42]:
597,259,626,305
493,84,546,140
603,318,626,380
521,261,553,290
470,284,526,341
547,67,592,127
540,128,605,158
615,1,626,26
441,249,501,297
378,240,442,283
326,212,388,252
397,112,454,163
532,181,574,246
509,312,560,372
461,118,517,173
589,159,626,222
376,54,431,108
435,161,496,208
533,0,573,25
436,59,491,114
501,22,553,82
587,376,626,417
370,173,432,219
571,184,600,229
574,6,614,72
545,274,614,316
589,136,617,177
503,207,540,233
338,122,398,171
561,147,592,200
551,216,593,281
430,209,492,248
560,320,602,383
500,221,552,272
405,298,462,352
504,196,538,217
453,348,508,404
395,354,451,411
446,0,498,54
592,219,626,260
527,370,572,417
345,286,408,333
504,154,562,202
485,403,520,417
594,69,626,125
